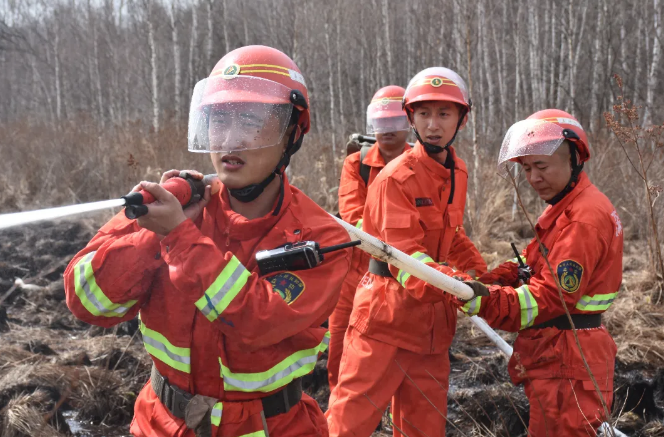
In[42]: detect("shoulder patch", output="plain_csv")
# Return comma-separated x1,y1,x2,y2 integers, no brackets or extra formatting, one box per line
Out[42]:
556,260,583,293
267,272,305,305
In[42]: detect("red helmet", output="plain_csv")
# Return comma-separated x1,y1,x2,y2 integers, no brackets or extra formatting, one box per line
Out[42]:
366,85,408,134
403,67,471,114
526,109,590,162
189,46,310,153
498,109,590,177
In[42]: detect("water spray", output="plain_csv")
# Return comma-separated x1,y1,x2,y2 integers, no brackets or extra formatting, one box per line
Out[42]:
0,172,215,230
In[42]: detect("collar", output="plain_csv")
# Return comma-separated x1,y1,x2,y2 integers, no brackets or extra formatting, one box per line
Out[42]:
412,141,461,177
207,174,293,239
537,172,591,230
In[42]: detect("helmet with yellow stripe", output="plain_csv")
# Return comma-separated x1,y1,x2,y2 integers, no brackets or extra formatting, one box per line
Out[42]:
188,45,310,154
402,67,471,154
188,45,311,205
366,85,408,134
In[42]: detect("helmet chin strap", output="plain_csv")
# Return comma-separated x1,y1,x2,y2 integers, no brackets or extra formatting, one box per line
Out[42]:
228,127,302,216
546,143,584,206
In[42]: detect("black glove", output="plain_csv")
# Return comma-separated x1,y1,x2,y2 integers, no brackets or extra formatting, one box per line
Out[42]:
463,280,490,299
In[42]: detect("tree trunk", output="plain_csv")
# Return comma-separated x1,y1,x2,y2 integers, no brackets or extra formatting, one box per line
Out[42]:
221,0,230,53
188,1,199,90
206,0,214,71
324,20,337,177
381,0,393,84
147,1,159,132
169,0,182,126
590,0,604,132
335,4,346,139
53,23,62,120
644,0,662,127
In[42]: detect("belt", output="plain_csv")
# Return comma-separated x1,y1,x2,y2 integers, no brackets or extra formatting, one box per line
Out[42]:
527,313,602,330
369,259,392,277
150,365,303,421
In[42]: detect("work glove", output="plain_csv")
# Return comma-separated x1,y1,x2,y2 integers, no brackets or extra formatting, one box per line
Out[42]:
463,280,490,300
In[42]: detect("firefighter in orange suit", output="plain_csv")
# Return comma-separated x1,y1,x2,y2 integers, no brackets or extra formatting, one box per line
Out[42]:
64,46,352,437
328,85,410,394
327,67,488,437
460,110,622,436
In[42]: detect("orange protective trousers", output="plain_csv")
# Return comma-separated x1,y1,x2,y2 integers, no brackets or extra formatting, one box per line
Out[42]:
524,378,613,437
327,327,449,437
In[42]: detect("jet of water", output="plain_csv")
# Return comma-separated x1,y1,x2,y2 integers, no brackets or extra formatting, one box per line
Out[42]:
0,198,126,230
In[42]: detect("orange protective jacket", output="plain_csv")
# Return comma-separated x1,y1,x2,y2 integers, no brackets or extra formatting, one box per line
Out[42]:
350,142,487,354
465,172,622,385
63,176,351,436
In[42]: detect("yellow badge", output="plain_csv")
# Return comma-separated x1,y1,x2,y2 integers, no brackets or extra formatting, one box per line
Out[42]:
380,97,390,106
557,260,583,293
430,77,443,87
222,63,241,79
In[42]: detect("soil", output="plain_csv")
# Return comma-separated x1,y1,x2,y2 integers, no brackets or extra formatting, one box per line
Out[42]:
0,219,663,436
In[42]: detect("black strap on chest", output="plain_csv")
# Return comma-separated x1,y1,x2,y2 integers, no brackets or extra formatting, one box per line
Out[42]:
359,145,372,186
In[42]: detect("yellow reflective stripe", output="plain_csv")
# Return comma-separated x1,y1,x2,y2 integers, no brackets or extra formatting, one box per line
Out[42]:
516,285,538,329
221,332,330,393
575,292,618,312
461,296,482,316
73,251,137,317
355,219,363,230
397,252,434,287
139,321,191,373
195,256,251,322
211,402,223,427
238,432,266,437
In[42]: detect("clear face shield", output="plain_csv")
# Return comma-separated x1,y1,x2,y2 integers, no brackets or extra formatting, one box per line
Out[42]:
188,75,294,153
497,119,569,178
366,99,409,134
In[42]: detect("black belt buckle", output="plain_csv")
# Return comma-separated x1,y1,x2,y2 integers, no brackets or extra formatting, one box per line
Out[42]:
261,378,303,418
369,259,393,278
167,381,193,419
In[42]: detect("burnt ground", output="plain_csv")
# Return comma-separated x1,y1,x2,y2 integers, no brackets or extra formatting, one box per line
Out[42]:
0,219,663,436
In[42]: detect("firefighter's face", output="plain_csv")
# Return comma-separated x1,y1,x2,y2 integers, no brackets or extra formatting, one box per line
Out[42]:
210,126,293,189
521,143,573,201
376,130,409,152
411,101,467,148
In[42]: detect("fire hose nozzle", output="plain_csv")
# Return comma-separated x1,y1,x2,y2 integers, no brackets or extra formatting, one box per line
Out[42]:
122,173,207,220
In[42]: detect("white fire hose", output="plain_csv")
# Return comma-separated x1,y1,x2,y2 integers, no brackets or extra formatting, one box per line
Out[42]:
329,214,513,357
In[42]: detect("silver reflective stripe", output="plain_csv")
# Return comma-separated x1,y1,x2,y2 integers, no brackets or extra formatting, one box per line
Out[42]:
142,334,191,366
206,263,247,314
75,251,134,316
224,355,317,391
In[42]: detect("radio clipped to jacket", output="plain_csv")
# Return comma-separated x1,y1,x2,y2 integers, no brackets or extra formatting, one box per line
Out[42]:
256,240,360,275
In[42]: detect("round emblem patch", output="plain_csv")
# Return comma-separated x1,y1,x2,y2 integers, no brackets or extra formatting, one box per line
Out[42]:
557,260,584,293
267,272,306,305
430,77,443,87
380,97,390,106
222,63,241,79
